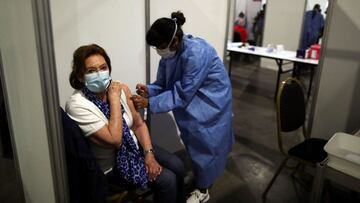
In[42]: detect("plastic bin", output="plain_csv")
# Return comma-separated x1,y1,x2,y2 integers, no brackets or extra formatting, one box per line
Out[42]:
324,132,360,179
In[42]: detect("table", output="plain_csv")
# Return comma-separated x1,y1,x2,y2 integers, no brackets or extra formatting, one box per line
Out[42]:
227,42,319,99
310,158,360,203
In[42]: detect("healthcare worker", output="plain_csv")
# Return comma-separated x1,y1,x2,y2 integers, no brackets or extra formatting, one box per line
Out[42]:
131,11,234,203
300,4,325,50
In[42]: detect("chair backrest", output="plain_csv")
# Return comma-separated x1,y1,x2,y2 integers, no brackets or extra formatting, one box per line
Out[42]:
276,77,306,153
60,107,107,203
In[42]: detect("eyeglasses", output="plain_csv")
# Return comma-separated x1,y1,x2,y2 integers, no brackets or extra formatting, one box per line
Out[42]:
150,43,168,50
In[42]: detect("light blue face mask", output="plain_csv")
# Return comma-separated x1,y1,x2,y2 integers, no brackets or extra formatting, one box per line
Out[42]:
156,19,178,59
84,70,111,93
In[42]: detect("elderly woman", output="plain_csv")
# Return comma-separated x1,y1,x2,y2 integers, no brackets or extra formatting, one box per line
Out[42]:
65,44,185,203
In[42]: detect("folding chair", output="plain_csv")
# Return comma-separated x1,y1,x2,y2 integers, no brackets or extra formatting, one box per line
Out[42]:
262,77,328,199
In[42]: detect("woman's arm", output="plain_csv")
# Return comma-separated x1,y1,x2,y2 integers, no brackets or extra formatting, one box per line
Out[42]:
88,81,123,149
122,84,162,181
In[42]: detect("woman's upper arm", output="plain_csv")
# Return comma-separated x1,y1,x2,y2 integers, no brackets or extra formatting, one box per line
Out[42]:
121,84,144,129
88,125,120,148
66,103,121,148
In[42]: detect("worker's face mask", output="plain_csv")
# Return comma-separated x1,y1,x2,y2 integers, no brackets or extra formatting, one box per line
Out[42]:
84,70,111,93
156,19,178,59
156,47,176,59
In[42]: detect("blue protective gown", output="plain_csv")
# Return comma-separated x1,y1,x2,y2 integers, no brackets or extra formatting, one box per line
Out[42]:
300,10,325,50
147,35,234,188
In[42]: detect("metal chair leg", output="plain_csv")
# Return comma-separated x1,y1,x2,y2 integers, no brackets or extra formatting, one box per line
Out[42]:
262,158,289,199
309,161,326,203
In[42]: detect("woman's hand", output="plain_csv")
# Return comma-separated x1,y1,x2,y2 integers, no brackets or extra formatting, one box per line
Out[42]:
130,95,148,110
107,81,122,103
144,153,162,182
136,83,149,98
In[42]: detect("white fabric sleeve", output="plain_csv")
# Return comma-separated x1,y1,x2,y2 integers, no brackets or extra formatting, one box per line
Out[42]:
65,91,108,137
66,104,106,137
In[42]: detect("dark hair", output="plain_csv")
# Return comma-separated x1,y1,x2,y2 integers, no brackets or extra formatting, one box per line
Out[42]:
239,12,245,18
69,44,112,90
146,11,186,47
314,4,321,10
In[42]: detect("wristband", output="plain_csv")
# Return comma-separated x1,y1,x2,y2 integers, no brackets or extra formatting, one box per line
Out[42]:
144,148,155,156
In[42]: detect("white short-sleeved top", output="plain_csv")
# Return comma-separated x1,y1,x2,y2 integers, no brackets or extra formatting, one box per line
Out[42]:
65,89,139,172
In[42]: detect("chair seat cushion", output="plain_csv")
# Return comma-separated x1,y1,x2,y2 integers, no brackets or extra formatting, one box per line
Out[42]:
288,138,328,164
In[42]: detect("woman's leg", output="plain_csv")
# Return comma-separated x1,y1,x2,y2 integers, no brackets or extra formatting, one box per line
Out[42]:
151,144,186,203
149,167,177,203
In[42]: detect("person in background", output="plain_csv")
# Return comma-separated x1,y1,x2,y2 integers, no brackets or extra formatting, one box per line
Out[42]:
65,44,185,203
131,11,234,203
252,4,266,46
235,11,246,27
300,4,325,50
233,11,248,43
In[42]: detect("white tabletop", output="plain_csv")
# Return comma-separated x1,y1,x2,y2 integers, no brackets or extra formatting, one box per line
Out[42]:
227,42,318,65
